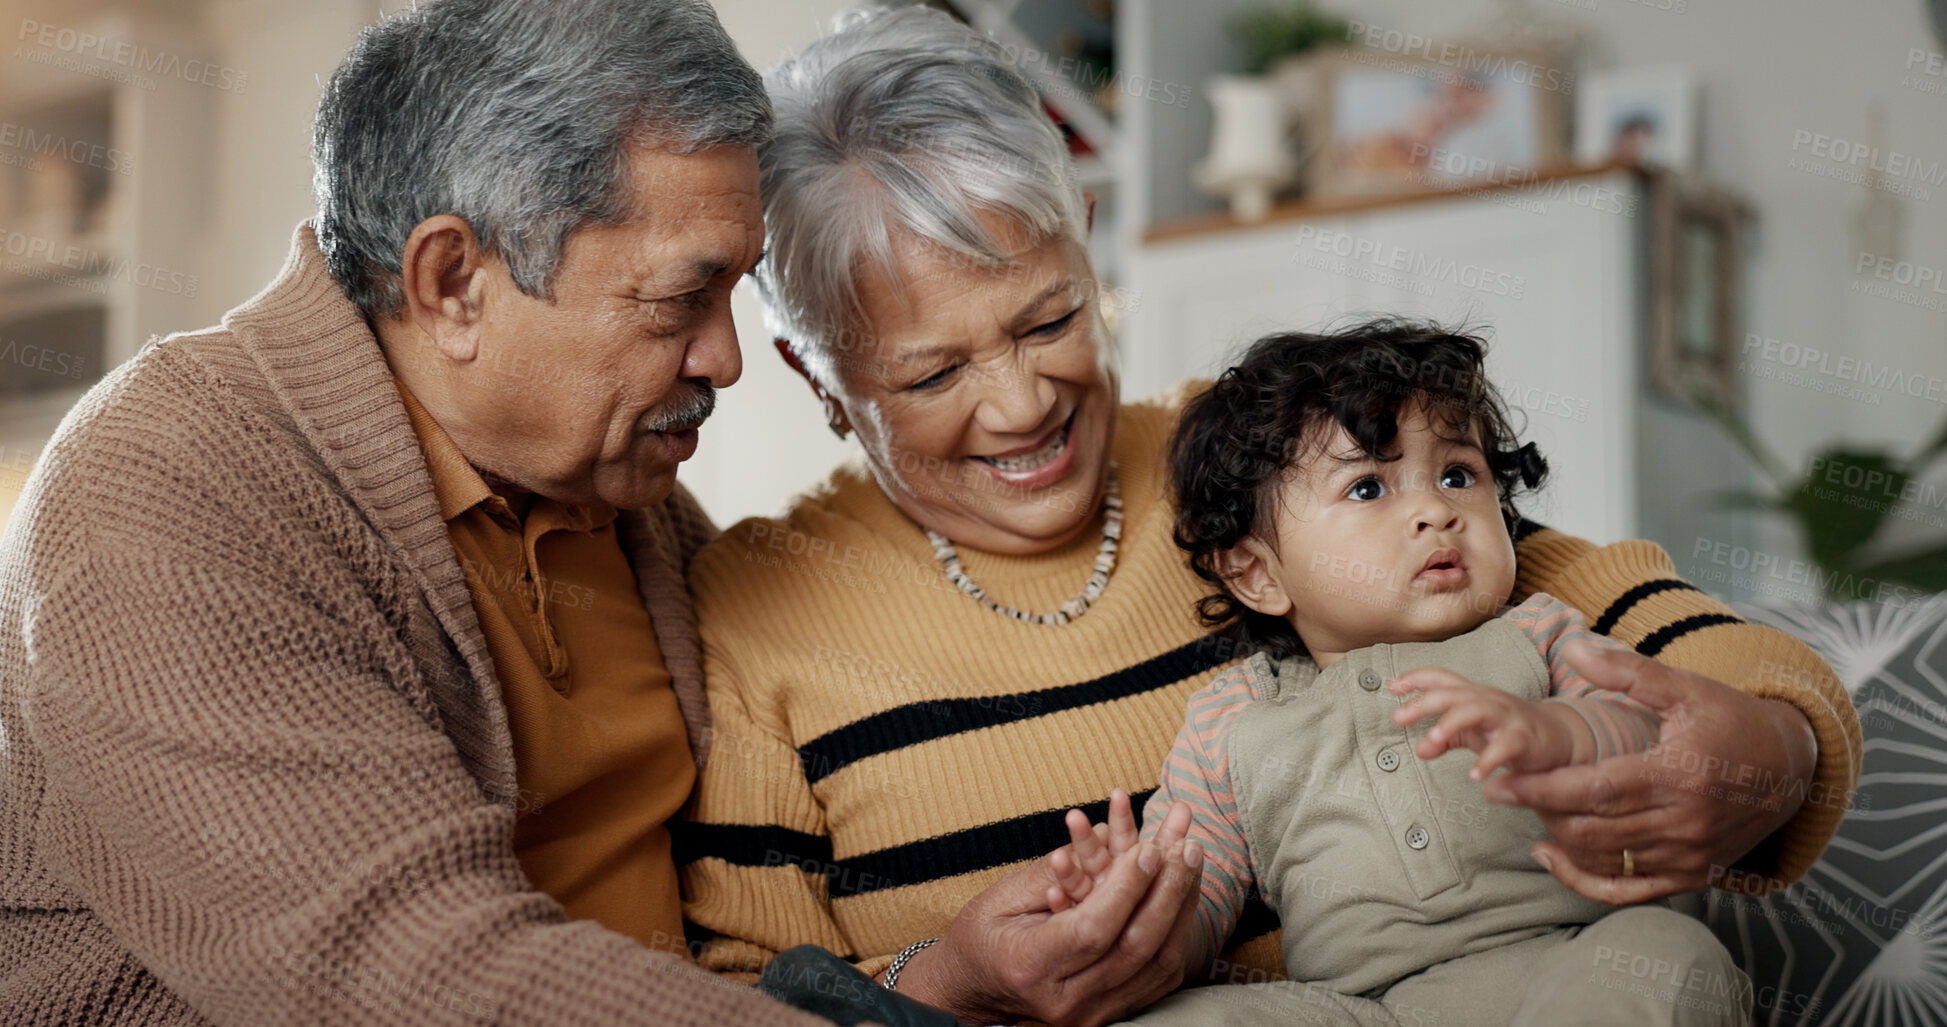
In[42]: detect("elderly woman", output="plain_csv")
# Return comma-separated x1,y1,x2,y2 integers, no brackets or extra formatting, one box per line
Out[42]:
680,7,1860,1026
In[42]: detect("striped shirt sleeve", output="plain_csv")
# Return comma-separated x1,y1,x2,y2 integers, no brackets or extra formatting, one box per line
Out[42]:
1138,662,1262,973
1508,592,1663,760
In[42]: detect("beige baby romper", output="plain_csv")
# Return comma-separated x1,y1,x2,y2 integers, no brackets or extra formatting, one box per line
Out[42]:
1123,614,1751,1027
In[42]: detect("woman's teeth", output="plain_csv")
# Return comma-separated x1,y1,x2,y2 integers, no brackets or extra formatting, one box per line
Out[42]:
977,423,1070,472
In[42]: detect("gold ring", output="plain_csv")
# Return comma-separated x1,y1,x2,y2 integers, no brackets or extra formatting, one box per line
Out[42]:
1622,849,1636,877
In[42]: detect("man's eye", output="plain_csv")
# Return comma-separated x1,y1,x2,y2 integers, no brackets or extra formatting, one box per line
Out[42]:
1347,477,1386,501
905,365,959,392
1440,465,1476,489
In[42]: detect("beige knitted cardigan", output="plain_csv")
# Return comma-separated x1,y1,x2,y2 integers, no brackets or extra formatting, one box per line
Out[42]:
0,223,819,1026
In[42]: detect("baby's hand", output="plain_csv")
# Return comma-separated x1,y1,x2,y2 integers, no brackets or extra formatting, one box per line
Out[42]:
1388,668,1580,780
1044,788,1193,912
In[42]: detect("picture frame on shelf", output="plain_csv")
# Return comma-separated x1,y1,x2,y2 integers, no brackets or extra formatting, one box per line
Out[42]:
1303,46,1568,200
1574,67,1699,171
1649,173,1753,410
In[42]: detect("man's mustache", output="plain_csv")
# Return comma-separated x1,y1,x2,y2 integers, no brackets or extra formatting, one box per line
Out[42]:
640,384,716,433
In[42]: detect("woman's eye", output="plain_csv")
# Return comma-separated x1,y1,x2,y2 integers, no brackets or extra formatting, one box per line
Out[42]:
1347,477,1386,502
905,365,959,392
1029,310,1078,337
1440,465,1476,489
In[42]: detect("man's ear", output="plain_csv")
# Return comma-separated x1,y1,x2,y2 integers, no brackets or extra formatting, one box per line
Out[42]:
774,338,853,440
398,214,491,363
1214,537,1293,618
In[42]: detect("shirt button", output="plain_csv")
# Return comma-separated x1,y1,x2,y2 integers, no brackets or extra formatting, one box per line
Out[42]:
1405,824,1429,850
1376,748,1401,772
1358,669,1383,691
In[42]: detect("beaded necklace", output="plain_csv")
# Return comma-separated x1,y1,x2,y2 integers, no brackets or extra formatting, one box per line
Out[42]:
924,465,1122,627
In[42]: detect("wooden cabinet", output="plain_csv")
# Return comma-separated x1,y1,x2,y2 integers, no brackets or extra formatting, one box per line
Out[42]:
1119,168,1649,545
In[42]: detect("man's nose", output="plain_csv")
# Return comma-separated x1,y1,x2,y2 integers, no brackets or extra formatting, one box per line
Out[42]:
684,303,743,389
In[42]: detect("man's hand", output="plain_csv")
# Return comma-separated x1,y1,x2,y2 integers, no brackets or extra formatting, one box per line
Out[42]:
889,789,1205,1027
1484,641,1819,904
1388,669,1586,780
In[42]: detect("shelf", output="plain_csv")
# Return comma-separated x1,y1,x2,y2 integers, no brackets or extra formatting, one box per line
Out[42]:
1143,161,1647,245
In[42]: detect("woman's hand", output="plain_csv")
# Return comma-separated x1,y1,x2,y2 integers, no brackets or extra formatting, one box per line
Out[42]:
890,790,1205,1027
1485,641,1820,904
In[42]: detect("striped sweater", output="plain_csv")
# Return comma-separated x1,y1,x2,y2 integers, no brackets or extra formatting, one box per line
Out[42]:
679,387,1860,982
1148,593,1657,967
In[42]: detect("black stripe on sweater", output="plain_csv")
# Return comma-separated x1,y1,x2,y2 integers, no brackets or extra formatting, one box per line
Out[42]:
1636,614,1743,657
797,633,1244,785
825,790,1151,898
672,821,833,870
1589,579,1703,636
1225,896,1282,951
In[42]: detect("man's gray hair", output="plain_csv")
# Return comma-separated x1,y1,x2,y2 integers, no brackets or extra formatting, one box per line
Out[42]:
313,0,771,320
755,4,1088,388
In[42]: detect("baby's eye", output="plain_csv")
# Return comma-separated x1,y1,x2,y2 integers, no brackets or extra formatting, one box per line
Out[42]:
1440,465,1476,489
1347,476,1386,502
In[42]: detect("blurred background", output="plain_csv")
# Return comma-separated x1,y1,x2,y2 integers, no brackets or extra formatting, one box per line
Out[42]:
2,0,1944,607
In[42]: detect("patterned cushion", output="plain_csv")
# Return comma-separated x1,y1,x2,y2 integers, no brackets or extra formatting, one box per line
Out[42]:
1703,595,1947,1026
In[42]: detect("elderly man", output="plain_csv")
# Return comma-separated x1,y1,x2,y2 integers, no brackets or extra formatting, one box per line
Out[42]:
0,1,987,1023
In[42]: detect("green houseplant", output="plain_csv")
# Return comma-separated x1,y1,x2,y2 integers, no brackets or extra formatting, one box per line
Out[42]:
1230,1,1351,76
1697,392,1947,601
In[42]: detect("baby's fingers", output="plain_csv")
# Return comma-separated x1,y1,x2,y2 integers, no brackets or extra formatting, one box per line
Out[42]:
1047,846,1093,908
1418,702,1499,760
1106,788,1140,857
1065,808,1112,877
1469,729,1531,781
1151,799,1191,851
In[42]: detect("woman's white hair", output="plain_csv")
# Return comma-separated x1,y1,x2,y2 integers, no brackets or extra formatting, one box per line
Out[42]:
754,3,1090,389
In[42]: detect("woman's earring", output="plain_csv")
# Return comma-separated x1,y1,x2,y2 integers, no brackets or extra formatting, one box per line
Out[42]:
820,392,850,440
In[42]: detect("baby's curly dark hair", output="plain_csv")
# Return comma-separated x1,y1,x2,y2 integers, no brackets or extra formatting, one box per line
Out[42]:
1168,318,1548,660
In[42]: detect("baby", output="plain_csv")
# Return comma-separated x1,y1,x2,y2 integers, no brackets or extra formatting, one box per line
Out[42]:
1048,321,1750,1026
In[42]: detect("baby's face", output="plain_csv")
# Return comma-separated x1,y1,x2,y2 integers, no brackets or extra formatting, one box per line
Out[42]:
1252,401,1517,660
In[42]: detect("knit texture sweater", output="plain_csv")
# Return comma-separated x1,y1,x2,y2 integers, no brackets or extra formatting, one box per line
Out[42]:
0,223,819,1027
680,386,1861,984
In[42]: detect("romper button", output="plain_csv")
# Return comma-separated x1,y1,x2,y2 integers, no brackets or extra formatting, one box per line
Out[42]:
1405,824,1429,850
1376,748,1401,772
1358,669,1383,691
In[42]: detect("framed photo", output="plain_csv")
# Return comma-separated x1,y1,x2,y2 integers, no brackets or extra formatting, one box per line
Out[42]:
1306,47,1568,200
1649,173,1753,409
1574,68,1699,171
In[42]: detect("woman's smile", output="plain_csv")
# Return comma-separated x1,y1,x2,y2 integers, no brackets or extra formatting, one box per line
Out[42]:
970,411,1076,487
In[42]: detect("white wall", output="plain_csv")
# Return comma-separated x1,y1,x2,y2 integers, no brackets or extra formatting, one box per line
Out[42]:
1323,1,1947,576
681,0,861,527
